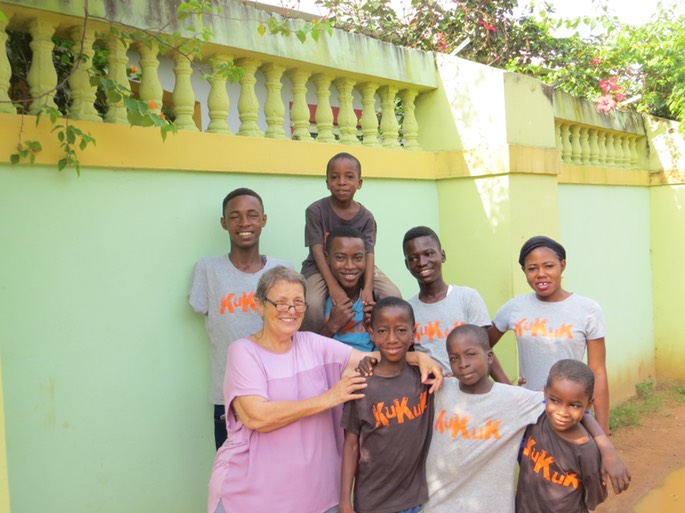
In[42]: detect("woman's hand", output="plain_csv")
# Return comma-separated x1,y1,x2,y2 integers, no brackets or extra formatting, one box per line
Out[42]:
325,371,367,407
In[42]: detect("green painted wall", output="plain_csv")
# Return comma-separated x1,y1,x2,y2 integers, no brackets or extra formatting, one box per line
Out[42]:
650,185,685,380
559,185,655,403
0,164,436,513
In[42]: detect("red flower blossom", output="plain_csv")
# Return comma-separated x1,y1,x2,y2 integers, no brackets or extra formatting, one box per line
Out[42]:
434,32,448,53
615,93,625,102
596,94,617,113
478,19,496,32
148,100,157,110
591,58,601,66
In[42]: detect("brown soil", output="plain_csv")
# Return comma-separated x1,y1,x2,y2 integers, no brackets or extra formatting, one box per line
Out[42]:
594,399,685,513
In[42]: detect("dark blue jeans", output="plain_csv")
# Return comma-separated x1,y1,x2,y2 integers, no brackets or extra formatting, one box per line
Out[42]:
214,404,227,450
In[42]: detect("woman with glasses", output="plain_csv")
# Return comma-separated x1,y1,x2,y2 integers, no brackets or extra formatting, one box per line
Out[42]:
207,266,442,513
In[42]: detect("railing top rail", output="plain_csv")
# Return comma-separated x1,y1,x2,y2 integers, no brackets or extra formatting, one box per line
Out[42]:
0,0,439,91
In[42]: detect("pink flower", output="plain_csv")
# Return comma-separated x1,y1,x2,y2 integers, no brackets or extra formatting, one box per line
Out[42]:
478,20,496,32
591,58,601,66
615,93,625,102
434,32,448,53
596,94,617,113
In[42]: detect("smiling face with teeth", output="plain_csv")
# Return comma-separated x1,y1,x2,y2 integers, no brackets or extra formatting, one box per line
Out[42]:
522,246,567,302
403,235,446,287
326,235,366,297
220,194,267,250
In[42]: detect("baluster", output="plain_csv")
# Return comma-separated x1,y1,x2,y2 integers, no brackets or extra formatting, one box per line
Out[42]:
287,69,313,141
172,52,198,131
359,82,379,147
137,41,163,115
379,85,400,148
334,77,359,145
68,26,100,122
554,122,561,151
560,123,572,163
263,63,287,139
236,57,263,137
570,125,582,164
579,127,590,164
313,73,335,143
0,12,16,113
27,19,58,114
614,135,626,167
629,136,639,167
206,55,232,134
589,129,600,165
104,33,130,124
597,131,607,166
399,88,420,150
605,133,616,166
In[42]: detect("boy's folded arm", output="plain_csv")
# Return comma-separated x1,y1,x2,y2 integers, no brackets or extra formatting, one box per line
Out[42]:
361,253,375,304
581,413,631,495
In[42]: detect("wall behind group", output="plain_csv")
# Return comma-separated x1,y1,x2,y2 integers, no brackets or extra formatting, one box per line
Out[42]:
0,164,437,513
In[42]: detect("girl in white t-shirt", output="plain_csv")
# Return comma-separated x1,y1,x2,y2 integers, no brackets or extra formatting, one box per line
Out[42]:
488,236,610,434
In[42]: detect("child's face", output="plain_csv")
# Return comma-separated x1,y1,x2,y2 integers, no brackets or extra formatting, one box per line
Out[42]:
326,158,362,203
326,236,366,293
446,334,493,393
404,236,446,286
220,195,266,249
522,247,566,302
544,378,593,432
369,306,415,364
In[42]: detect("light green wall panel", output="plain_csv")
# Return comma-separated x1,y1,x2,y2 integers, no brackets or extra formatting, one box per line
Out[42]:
559,184,654,403
0,165,436,513
650,185,685,380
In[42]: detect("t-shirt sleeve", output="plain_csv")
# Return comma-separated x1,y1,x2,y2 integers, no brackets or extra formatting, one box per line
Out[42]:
585,300,606,340
516,388,546,427
304,202,326,248
341,399,362,434
188,259,209,314
466,288,491,327
225,340,269,405
360,208,377,252
492,298,515,333
580,443,608,510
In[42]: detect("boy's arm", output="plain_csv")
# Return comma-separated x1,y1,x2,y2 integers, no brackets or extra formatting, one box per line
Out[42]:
489,352,511,384
361,252,375,307
340,430,359,513
587,337,610,434
311,244,348,305
580,414,631,495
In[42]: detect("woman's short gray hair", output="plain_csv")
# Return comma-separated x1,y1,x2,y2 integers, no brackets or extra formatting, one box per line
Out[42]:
255,266,307,301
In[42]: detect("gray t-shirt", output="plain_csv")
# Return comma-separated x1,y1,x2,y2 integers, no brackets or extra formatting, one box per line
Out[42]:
301,197,376,278
492,293,605,391
408,285,491,373
424,381,544,513
188,255,292,404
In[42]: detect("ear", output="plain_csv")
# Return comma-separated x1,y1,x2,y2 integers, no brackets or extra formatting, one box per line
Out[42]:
254,296,265,317
357,177,363,189
586,396,595,410
441,249,446,262
486,349,494,365
261,213,268,227
220,217,228,231
560,259,567,273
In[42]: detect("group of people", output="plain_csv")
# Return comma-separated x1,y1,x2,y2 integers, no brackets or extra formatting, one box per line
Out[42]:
188,152,630,513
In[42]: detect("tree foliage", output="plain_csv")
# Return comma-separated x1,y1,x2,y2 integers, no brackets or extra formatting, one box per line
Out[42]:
315,0,685,130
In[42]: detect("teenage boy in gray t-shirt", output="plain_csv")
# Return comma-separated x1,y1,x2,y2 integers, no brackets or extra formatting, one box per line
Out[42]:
188,188,292,449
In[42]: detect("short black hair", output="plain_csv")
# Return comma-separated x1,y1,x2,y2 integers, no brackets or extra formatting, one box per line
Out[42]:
370,296,415,328
325,227,365,254
546,359,595,399
403,226,441,254
222,188,264,214
519,236,566,267
326,152,362,177
446,324,490,352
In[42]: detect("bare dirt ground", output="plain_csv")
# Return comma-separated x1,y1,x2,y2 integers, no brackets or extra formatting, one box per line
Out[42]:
595,399,685,513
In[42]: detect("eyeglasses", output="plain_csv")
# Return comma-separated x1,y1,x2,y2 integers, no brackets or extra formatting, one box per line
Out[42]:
264,298,308,313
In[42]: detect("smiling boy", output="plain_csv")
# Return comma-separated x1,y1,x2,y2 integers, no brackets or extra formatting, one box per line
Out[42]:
188,188,293,449
320,227,375,352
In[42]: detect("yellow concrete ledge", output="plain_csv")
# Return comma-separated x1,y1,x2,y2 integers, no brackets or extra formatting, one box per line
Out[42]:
559,164,651,186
